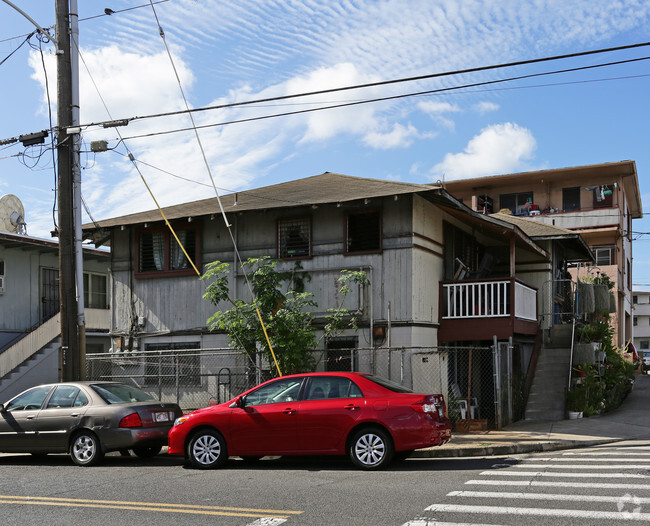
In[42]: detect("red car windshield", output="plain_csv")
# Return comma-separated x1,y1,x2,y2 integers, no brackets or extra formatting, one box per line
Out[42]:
362,375,415,394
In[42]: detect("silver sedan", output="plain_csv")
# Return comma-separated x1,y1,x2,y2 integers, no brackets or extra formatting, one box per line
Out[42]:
0,381,182,466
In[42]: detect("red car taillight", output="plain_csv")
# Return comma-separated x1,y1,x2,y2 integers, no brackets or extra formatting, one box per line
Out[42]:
411,395,446,419
119,412,143,428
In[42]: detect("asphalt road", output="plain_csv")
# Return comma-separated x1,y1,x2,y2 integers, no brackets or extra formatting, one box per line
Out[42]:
2,441,650,525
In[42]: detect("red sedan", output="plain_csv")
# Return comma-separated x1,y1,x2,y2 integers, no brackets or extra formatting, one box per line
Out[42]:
168,372,451,470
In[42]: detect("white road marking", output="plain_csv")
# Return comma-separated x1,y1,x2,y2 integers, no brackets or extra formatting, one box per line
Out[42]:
245,519,287,526
424,504,650,521
401,520,505,526
481,470,649,478
506,463,650,469
532,457,650,462
466,479,650,490
448,490,650,504
563,451,650,456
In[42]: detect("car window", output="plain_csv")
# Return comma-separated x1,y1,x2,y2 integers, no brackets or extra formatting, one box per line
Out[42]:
90,383,155,404
74,391,89,407
362,374,414,393
244,378,303,407
305,377,364,400
46,385,81,409
4,385,53,412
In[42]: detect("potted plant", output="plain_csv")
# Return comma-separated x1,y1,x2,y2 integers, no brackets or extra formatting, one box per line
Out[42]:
566,386,586,419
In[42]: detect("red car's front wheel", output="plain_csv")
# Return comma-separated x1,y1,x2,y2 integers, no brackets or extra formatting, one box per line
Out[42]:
187,429,228,469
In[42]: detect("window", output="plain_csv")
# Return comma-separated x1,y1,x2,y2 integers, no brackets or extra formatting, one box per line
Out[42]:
46,385,87,409
84,272,108,309
144,342,201,387
593,185,613,208
594,246,614,266
136,225,199,277
634,295,638,304
305,376,363,400
0,259,4,293
562,187,580,212
641,341,649,350
244,378,304,406
499,192,533,215
345,210,381,254
278,217,311,259
4,385,52,412
634,316,638,326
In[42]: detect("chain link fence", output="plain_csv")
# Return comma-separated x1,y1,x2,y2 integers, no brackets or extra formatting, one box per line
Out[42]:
86,344,513,429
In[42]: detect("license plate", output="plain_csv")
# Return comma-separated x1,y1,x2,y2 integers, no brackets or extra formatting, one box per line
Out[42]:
154,411,170,423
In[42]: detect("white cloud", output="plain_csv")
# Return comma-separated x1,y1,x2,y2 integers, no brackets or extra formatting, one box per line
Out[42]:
418,101,461,115
474,101,500,114
363,123,427,149
430,123,536,181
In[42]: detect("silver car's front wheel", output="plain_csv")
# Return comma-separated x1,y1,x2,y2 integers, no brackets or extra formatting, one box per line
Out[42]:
70,431,104,466
349,428,393,470
188,430,227,469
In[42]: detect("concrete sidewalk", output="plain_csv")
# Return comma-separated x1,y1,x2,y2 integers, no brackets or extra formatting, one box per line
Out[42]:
416,372,650,458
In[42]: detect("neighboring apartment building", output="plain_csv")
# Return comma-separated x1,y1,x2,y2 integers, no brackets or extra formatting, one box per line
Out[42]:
0,231,111,400
633,290,650,354
444,161,642,348
82,172,592,426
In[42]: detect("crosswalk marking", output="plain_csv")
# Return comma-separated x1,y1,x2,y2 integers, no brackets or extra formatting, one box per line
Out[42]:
563,451,650,456
448,491,650,504
500,463,650,469
466,479,650,490
424,504,650,521
481,470,649,478
535,457,650,462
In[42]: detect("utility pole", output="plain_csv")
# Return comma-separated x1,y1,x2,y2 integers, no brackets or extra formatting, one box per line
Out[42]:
56,0,81,380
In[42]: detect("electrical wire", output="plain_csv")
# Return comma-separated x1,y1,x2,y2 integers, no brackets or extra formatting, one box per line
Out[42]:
148,0,282,376
109,54,650,141
0,30,34,67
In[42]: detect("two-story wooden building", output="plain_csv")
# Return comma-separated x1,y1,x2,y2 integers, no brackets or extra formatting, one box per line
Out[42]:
82,172,593,425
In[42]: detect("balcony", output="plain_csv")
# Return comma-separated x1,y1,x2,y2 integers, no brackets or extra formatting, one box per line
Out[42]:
523,207,620,230
439,278,538,342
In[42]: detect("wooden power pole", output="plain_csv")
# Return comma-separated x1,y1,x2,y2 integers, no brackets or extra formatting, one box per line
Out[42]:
56,0,80,381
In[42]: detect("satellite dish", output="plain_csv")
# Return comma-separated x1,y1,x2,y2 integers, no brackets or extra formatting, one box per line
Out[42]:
0,194,26,234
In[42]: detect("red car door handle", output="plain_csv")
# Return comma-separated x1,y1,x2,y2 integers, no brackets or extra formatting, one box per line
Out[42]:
283,408,297,415
344,404,360,411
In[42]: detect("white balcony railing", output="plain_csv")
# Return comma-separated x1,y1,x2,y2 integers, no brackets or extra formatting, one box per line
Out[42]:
442,279,537,321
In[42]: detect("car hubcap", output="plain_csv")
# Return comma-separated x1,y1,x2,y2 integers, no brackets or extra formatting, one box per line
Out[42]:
192,435,221,465
355,433,385,466
73,436,95,462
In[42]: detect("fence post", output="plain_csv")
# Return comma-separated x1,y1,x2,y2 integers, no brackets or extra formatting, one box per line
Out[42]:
175,354,180,405
493,335,501,429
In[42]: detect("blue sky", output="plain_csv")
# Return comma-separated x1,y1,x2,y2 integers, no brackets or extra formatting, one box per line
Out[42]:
1,1,650,283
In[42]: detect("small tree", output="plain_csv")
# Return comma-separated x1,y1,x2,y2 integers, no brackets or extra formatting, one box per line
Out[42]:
201,257,369,376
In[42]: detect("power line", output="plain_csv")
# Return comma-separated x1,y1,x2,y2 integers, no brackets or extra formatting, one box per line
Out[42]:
77,42,650,133
115,55,650,141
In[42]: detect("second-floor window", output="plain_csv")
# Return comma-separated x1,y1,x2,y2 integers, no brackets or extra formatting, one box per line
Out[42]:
278,217,311,259
594,246,614,266
345,210,381,254
499,192,533,215
136,225,199,277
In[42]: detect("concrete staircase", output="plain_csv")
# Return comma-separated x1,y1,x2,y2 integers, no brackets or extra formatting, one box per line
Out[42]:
524,324,573,421
0,340,60,402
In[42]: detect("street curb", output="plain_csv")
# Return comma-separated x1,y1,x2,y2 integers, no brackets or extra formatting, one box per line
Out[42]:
411,438,625,458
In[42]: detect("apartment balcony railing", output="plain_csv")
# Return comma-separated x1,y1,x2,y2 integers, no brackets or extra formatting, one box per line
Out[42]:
439,278,538,342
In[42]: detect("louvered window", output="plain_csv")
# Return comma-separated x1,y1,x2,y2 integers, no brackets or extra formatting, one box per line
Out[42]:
278,217,311,259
